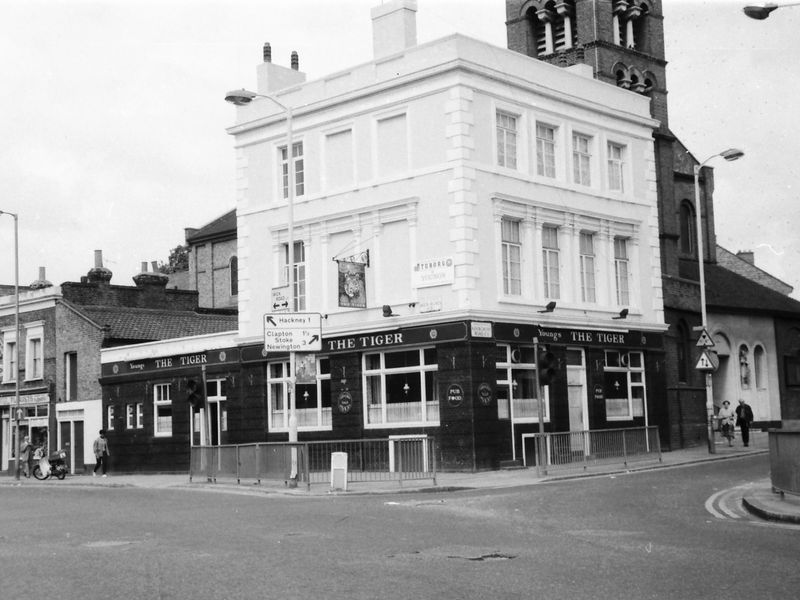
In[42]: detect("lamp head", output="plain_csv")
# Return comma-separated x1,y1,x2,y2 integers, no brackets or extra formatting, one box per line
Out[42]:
224,89,259,106
382,305,396,317
743,4,778,19
612,308,629,320
720,148,745,162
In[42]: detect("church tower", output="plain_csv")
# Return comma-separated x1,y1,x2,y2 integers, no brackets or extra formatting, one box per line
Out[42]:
506,0,717,449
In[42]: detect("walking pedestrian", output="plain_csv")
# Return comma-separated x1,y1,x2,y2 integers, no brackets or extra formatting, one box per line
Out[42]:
93,429,110,477
19,435,32,478
735,399,755,447
717,401,736,446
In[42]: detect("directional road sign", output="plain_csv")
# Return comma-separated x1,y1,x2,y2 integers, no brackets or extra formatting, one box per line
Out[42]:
264,312,322,352
270,286,290,313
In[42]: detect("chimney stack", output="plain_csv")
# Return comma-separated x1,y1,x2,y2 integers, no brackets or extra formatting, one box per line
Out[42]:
371,0,417,60
29,266,53,290
737,250,755,265
87,249,113,284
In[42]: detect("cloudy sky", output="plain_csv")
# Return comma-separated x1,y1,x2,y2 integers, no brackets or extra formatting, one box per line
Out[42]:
1,0,798,298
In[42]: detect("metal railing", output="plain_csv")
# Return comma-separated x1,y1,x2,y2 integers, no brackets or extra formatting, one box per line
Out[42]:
189,436,437,491
523,426,661,474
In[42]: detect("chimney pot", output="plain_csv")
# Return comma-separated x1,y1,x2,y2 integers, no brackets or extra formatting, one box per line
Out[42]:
94,249,103,268
291,51,299,70
140,262,148,273
263,42,272,63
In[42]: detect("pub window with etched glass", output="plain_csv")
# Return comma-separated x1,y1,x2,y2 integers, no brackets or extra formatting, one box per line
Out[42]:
363,347,439,427
603,350,646,420
495,344,549,422
267,357,332,431
153,383,173,436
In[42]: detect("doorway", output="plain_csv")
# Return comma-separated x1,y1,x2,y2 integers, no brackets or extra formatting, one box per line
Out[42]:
566,348,588,452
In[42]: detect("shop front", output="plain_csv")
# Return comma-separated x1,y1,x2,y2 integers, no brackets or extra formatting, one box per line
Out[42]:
1,391,52,474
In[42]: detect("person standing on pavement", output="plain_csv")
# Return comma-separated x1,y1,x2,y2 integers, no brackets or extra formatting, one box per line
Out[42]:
735,399,755,447
93,430,110,477
19,436,32,478
717,401,736,446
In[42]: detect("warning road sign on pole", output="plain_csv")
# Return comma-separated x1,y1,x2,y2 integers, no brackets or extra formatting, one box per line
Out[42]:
695,349,719,372
695,328,715,348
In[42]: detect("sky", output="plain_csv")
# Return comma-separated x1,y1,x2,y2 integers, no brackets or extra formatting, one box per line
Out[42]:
1,0,798,298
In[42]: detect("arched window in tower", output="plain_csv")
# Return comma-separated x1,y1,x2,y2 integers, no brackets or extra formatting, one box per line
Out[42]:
526,1,576,57
679,201,696,256
753,345,766,389
229,255,238,297
613,1,650,50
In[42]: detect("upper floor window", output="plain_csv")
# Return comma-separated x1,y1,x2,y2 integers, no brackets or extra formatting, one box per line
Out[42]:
607,143,626,192
614,237,630,306
572,133,592,186
65,352,78,401
542,225,561,299
1,330,17,384
501,218,522,296
363,348,439,428
496,111,518,170
536,123,557,178
579,232,596,303
280,141,304,199
377,114,408,177
229,256,238,297
154,383,172,437
679,202,696,256
526,1,576,56
282,241,306,311
24,322,44,381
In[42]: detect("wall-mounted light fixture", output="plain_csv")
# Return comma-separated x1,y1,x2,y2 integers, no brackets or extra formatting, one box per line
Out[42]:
382,305,398,317
612,308,629,320
538,301,557,313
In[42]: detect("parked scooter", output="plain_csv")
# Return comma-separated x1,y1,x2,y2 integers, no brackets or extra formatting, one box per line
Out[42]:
32,448,68,480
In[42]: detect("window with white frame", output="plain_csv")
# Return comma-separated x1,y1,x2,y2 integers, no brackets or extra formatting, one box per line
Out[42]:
603,350,646,420
126,404,135,429
501,218,522,296
154,383,172,437
495,344,549,422
24,322,44,381
542,225,561,299
1,330,17,384
607,142,625,192
572,133,592,186
536,123,557,178
267,358,332,431
280,141,304,199
136,402,144,429
281,241,306,311
377,114,408,177
496,111,518,169
363,347,438,427
107,405,115,431
614,237,630,306
579,232,597,303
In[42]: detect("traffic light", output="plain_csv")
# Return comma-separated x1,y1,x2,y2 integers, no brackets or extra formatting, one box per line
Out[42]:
186,379,202,408
538,349,557,386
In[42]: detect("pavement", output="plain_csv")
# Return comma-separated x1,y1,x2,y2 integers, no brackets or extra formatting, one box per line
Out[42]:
3,431,798,524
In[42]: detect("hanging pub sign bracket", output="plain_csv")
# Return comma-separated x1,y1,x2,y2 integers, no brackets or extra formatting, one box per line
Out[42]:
332,249,369,267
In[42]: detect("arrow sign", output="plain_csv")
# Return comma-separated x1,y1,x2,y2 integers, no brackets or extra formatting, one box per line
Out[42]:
263,312,322,352
695,329,715,348
695,349,719,372
271,286,290,313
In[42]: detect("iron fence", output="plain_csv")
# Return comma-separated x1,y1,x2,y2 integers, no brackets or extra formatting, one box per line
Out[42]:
523,426,661,474
189,436,437,490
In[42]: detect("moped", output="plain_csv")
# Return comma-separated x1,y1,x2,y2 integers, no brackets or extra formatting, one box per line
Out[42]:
32,448,68,480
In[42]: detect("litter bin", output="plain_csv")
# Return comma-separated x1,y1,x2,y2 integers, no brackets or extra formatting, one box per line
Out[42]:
331,452,348,491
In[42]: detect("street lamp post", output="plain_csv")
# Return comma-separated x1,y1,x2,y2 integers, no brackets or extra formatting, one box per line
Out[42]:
744,2,800,19
694,148,744,454
225,89,299,484
0,209,20,479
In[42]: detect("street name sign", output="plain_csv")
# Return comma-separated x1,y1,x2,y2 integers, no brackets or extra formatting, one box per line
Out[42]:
270,286,290,313
264,312,322,352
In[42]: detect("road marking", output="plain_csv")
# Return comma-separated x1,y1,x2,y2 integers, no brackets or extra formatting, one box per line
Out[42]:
705,489,728,519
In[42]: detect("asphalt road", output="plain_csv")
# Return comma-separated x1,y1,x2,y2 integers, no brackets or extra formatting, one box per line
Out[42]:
1,454,796,600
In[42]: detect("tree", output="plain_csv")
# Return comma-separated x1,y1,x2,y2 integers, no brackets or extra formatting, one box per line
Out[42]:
159,244,189,274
